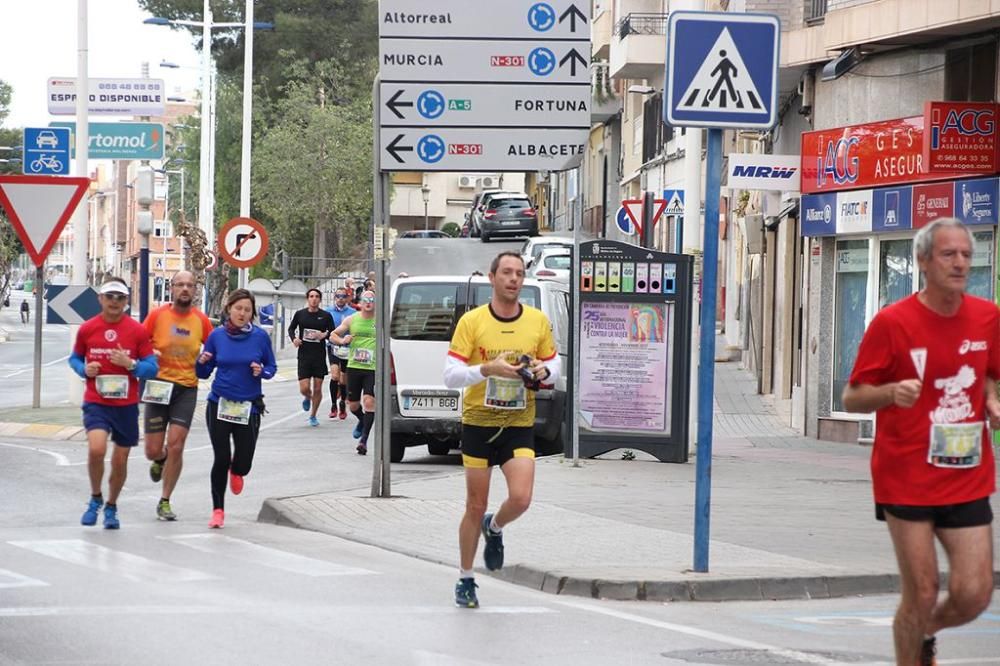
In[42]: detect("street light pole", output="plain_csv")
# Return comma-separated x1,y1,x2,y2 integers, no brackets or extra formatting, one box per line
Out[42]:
198,0,214,263
421,183,430,231
237,0,255,288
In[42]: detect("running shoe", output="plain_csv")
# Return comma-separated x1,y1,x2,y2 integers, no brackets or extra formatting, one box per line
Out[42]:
103,504,120,530
481,512,504,571
308,416,319,427
352,422,363,439
156,499,176,521
208,509,224,529
229,471,244,495
338,401,347,420
454,578,479,608
301,397,311,412
356,442,367,455
921,636,937,666
80,496,103,526
328,409,337,420
149,459,164,483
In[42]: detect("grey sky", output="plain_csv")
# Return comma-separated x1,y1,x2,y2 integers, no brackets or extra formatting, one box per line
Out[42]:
1,0,202,128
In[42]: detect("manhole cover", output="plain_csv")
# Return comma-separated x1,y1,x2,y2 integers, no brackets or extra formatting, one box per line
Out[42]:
662,648,887,664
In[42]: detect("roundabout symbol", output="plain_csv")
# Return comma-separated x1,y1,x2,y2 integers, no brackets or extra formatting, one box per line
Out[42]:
528,47,556,76
417,135,446,164
527,3,556,32
417,90,445,120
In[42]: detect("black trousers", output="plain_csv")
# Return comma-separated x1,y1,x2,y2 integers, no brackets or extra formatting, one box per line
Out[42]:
206,400,261,510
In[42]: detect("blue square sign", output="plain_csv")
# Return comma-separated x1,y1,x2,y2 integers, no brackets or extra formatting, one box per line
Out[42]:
23,126,71,175
665,12,780,129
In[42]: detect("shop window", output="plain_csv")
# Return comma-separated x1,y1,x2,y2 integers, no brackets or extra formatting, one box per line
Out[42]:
878,239,913,309
832,239,869,412
968,229,994,299
945,41,997,102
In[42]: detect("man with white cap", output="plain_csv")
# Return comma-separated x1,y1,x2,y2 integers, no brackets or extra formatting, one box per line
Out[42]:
68,277,158,529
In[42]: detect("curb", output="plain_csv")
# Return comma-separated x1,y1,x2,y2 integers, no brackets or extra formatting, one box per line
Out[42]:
258,498,1000,603
0,421,85,441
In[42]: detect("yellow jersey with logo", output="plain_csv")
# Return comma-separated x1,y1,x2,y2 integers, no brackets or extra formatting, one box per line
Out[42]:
448,303,557,428
143,305,213,387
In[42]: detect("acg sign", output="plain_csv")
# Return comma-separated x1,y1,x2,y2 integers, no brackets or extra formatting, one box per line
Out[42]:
923,101,998,174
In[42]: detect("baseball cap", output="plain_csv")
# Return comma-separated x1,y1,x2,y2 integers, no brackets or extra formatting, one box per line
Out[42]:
99,281,130,296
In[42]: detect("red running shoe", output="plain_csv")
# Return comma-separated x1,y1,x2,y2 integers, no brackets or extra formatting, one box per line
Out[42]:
208,509,224,529
338,401,347,420
229,471,244,495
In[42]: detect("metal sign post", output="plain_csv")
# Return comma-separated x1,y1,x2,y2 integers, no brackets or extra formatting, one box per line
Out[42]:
33,265,44,408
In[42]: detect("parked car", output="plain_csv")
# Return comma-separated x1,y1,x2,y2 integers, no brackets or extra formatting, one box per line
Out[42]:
520,235,575,268
477,194,539,242
529,248,572,283
400,230,450,239
466,189,504,237
388,274,569,463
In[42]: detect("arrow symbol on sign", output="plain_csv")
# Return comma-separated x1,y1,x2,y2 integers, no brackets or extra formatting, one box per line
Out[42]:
385,90,413,120
46,285,100,325
386,135,413,164
559,4,586,32
559,48,587,77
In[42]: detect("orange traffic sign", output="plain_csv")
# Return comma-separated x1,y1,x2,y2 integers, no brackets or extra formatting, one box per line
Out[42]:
218,217,269,269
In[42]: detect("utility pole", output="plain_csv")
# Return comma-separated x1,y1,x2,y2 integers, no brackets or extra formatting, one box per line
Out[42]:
68,0,90,406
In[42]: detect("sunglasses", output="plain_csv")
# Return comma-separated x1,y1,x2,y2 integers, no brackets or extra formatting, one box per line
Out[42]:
335,293,348,298
103,293,127,302
361,297,375,303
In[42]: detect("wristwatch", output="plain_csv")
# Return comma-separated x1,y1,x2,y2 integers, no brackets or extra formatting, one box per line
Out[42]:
128,359,137,372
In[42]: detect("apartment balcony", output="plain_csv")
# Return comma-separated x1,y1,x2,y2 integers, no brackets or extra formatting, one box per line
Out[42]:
592,9,613,60
609,13,667,80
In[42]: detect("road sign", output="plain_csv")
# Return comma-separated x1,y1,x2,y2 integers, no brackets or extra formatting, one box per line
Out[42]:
47,78,166,116
380,1,588,39
614,206,637,236
218,217,269,269
663,189,685,215
379,83,590,128
665,12,780,129
45,285,100,325
0,175,90,267
204,250,218,271
380,40,589,84
51,122,164,160
623,198,668,234
380,128,585,171
22,127,71,176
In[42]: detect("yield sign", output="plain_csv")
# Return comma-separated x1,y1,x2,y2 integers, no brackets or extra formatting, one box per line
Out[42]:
0,175,90,267
623,198,668,234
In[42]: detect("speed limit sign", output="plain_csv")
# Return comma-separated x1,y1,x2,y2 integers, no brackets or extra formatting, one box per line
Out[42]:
218,217,269,269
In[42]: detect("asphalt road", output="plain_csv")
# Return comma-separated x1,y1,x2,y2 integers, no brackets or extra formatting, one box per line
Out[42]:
0,290,72,408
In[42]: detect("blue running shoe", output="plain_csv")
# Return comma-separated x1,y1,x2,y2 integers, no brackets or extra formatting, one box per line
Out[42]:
352,422,362,439
308,416,319,427
302,397,311,412
481,513,504,571
454,577,479,608
80,497,102,526
103,504,120,530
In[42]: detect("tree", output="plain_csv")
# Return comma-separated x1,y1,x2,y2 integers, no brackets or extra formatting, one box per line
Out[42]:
0,125,26,310
0,80,11,126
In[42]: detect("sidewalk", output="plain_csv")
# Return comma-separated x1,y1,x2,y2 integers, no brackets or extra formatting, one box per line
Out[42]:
260,352,1000,603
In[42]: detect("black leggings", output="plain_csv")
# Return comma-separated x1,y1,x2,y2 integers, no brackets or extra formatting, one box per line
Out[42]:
206,400,261,510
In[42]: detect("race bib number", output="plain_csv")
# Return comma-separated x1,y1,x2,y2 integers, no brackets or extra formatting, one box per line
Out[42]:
141,380,174,405
928,422,983,468
95,375,129,400
333,345,350,360
484,377,527,410
217,398,252,425
352,348,372,364
302,328,325,343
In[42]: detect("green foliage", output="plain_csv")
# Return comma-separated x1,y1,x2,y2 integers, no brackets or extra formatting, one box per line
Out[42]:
0,125,25,308
440,222,461,238
0,80,11,127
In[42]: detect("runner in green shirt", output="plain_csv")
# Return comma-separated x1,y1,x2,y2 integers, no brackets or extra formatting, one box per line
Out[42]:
330,290,377,454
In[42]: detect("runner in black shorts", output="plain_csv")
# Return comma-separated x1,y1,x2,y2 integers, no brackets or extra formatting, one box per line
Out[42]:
459,425,535,469
288,289,334,427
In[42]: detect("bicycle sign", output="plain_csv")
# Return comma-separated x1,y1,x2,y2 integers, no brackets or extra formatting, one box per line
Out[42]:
23,127,70,176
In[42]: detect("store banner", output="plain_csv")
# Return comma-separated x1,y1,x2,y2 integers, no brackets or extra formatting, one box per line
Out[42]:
923,101,998,174
836,189,873,234
955,177,999,226
912,182,955,228
727,153,800,191
801,192,837,236
872,185,913,232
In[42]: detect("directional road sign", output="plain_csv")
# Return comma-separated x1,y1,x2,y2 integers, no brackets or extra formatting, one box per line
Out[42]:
378,0,590,172
665,12,780,129
380,128,586,172
615,206,637,236
0,175,90,267
23,127,71,176
45,285,100,325
51,122,165,160
218,217,269,269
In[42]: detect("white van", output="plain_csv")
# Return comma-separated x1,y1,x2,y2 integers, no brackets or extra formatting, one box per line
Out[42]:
388,275,569,463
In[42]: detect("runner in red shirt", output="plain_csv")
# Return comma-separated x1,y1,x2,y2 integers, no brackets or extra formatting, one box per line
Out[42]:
68,278,158,530
843,218,999,666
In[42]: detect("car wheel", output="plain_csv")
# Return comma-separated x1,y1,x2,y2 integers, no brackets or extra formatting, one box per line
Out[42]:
530,225,539,236
390,438,406,463
427,441,452,456
481,233,490,243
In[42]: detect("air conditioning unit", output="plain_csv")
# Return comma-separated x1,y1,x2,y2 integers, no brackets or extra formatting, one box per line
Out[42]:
480,175,499,188
458,175,476,189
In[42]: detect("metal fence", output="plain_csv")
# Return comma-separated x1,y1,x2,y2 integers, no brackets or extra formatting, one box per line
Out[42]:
614,13,669,38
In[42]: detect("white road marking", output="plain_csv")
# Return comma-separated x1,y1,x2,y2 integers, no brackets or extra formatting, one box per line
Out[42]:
2,354,70,378
0,568,48,589
0,441,72,466
159,534,377,577
413,650,495,666
0,605,230,617
260,409,310,431
7,540,217,582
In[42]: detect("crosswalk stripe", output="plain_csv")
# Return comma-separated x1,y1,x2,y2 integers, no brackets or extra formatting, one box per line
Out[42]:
0,568,48,589
7,540,217,582
158,534,378,577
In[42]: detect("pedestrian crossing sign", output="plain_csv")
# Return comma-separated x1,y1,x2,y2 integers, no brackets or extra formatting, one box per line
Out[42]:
665,11,780,129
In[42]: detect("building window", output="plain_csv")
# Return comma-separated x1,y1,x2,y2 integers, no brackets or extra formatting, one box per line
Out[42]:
968,229,994,299
153,220,172,238
832,239,869,412
945,41,998,102
878,238,913,310
805,0,827,25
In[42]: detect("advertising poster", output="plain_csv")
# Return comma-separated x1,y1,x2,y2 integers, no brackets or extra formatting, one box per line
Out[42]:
579,301,672,432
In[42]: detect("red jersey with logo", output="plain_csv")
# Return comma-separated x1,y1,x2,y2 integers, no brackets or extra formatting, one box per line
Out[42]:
849,293,1000,505
74,315,154,406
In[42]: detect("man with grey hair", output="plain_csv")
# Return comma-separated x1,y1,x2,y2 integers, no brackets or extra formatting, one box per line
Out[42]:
842,217,998,666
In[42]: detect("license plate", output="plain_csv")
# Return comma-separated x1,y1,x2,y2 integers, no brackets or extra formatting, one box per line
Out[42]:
404,396,459,411
502,220,521,226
